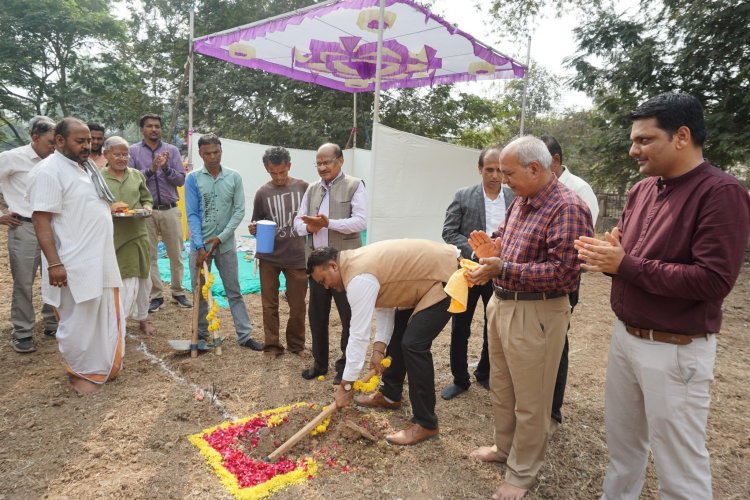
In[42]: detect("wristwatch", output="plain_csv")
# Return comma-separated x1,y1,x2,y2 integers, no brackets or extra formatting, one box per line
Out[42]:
342,382,353,392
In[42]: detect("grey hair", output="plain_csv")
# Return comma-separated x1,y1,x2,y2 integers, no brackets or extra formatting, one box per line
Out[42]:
104,136,129,150
504,135,552,170
29,116,56,136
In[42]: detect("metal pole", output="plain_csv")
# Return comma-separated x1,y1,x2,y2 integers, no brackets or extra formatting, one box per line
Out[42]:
353,93,357,149
518,35,531,136
372,0,386,124
187,8,195,168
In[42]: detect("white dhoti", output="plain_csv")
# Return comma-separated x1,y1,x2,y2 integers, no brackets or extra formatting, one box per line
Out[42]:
121,277,150,321
57,286,126,384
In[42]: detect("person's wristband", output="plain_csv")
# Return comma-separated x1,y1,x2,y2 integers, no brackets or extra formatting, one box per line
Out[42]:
48,263,64,269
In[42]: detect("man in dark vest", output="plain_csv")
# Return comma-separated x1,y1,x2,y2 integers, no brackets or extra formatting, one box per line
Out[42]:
293,143,366,383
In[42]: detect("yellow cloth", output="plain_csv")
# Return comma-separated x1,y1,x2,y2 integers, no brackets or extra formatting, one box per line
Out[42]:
444,259,481,313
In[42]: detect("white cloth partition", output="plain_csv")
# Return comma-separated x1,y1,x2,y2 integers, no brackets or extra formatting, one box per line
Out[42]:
367,123,480,242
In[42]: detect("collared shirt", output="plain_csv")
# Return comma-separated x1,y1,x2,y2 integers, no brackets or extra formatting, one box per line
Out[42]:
292,171,367,246
185,166,245,255
496,176,593,293
484,188,507,234
27,151,122,306
0,144,44,217
612,161,750,334
128,140,185,205
558,165,599,226
342,273,396,382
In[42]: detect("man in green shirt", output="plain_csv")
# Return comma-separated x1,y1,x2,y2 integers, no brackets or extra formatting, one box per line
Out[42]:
185,133,261,350
101,136,155,335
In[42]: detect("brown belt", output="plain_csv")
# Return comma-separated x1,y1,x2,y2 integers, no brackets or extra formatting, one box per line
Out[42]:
624,325,711,345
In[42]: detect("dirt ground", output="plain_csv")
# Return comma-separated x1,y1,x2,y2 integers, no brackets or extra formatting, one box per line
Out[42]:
0,236,748,500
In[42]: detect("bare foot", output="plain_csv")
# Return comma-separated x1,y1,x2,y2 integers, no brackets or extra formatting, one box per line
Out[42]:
68,375,102,396
139,320,156,335
492,482,527,500
469,445,505,463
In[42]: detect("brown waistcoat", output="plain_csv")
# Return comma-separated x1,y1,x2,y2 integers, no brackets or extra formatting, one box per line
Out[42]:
339,239,458,316
305,174,363,258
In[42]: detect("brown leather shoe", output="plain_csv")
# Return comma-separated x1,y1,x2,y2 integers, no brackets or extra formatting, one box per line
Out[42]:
386,423,439,446
354,391,401,410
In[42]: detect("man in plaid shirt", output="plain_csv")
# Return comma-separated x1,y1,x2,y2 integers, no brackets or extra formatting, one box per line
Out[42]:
466,135,593,500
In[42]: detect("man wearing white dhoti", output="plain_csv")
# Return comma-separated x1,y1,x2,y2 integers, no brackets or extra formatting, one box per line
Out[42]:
28,118,125,396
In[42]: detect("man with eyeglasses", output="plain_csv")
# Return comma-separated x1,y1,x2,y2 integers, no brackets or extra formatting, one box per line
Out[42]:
128,113,190,313
0,116,59,353
293,143,366,383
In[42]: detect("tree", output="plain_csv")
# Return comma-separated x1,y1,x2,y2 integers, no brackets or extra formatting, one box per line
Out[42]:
0,0,134,131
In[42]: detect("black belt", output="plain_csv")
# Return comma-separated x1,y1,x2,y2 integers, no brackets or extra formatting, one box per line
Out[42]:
494,287,567,301
153,202,177,210
14,215,33,223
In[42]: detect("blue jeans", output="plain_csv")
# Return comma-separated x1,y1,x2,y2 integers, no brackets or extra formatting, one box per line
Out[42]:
189,249,252,344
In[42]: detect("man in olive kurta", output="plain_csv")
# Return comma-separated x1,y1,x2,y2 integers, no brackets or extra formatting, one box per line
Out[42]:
101,136,155,335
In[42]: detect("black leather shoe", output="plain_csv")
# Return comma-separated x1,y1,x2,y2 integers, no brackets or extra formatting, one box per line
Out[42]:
239,338,264,351
302,366,327,380
172,295,192,308
441,384,469,400
476,378,490,390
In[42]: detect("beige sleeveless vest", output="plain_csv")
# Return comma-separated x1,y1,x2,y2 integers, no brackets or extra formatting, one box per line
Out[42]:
339,239,458,316
305,173,363,258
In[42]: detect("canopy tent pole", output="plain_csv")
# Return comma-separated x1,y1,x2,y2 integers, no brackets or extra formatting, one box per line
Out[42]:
353,93,357,149
187,7,195,168
372,0,386,124
518,35,531,136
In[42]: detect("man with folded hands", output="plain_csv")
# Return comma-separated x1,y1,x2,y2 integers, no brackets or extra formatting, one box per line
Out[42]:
466,135,592,500
307,239,458,446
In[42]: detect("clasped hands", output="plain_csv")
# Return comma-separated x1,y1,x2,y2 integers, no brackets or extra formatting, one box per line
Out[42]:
150,152,169,172
574,228,624,274
301,214,329,234
196,237,220,267
466,231,504,286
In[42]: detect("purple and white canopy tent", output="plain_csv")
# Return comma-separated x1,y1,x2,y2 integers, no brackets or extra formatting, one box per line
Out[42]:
187,0,527,160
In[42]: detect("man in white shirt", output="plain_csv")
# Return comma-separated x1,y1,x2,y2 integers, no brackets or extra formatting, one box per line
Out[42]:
440,146,514,399
28,118,124,396
293,143,367,384
540,135,599,429
307,239,457,446
0,116,58,353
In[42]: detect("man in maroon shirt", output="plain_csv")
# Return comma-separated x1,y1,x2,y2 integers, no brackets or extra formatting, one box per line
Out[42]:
576,92,750,499
466,136,593,500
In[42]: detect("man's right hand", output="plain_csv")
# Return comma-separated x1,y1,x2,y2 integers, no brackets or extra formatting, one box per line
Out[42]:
0,213,23,227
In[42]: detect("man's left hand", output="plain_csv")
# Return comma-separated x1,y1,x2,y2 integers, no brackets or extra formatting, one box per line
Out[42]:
301,214,329,231
197,237,220,267
575,229,624,274
467,257,503,285
334,382,354,408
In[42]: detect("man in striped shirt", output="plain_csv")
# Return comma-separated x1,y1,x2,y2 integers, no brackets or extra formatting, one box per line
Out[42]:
466,136,593,500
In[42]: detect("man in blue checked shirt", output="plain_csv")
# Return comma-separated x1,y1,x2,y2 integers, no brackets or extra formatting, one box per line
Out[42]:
184,133,262,351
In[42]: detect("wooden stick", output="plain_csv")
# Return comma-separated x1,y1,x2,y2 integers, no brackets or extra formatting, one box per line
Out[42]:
203,261,221,355
266,403,338,462
190,273,201,358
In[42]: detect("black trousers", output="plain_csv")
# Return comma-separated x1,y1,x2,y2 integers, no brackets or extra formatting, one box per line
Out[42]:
381,297,452,430
551,282,579,423
448,281,493,387
308,278,351,376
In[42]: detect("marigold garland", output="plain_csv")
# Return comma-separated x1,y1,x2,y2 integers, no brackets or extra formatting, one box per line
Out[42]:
188,402,321,499
200,268,221,332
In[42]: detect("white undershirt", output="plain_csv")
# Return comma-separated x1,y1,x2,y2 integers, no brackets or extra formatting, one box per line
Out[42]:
484,188,507,234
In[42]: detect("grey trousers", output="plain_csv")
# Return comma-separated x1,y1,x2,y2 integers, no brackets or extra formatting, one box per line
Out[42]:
7,221,57,339
189,248,252,344
147,207,186,300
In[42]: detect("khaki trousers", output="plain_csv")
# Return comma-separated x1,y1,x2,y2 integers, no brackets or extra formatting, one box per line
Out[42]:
7,221,57,338
487,294,569,489
259,260,307,353
146,207,186,300
601,320,716,500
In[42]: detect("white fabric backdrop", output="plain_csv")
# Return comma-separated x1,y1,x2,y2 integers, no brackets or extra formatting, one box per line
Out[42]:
367,123,481,242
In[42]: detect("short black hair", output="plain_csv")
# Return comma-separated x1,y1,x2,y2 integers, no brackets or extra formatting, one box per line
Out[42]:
306,247,339,275
30,117,56,137
54,117,87,139
478,145,501,167
87,122,105,134
139,113,163,128
197,133,222,148
262,146,291,166
630,92,706,146
540,135,563,164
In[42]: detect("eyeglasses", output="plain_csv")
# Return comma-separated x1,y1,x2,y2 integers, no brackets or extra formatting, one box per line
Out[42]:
109,153,129,159
315,158,339,168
